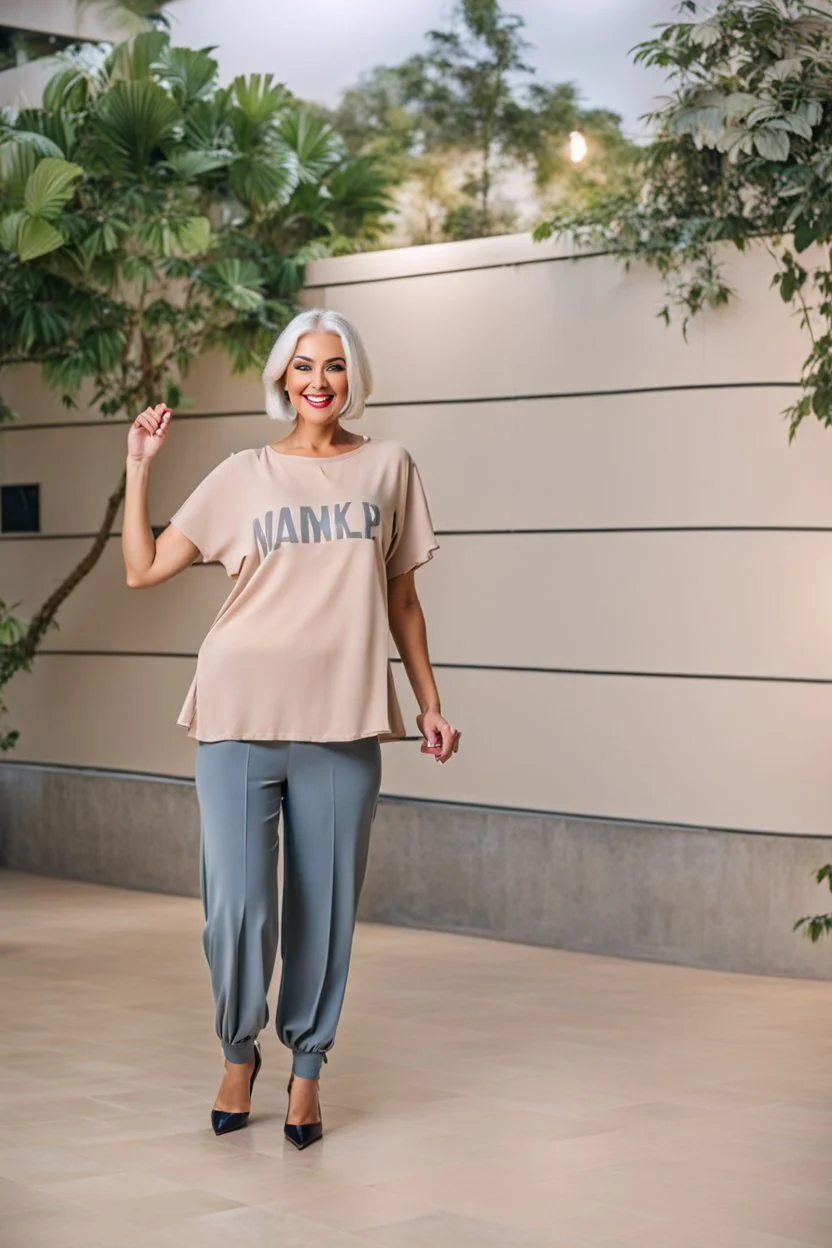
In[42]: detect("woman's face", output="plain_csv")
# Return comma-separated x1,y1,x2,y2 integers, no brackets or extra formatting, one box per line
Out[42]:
284,331,349,425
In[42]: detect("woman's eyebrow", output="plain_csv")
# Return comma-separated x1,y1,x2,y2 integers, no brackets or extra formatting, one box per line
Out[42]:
292,354,346,363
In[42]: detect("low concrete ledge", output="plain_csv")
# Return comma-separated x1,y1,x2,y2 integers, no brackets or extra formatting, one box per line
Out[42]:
2,763,831,980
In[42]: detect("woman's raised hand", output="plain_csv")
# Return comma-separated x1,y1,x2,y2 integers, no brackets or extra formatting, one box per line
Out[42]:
127,403,172,464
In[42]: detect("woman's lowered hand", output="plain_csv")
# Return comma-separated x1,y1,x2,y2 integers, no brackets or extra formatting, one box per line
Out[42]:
417,709,460,764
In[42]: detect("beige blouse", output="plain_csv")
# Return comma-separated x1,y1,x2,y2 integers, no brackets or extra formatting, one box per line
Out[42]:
169,436,439,743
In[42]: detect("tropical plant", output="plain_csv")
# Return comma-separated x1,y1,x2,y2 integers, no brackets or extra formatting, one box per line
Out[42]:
0,31,394,751
324,0,639,244
534,0,832,442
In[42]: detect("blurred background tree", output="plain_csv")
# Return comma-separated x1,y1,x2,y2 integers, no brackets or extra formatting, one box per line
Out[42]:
534,0,832,443
82,0,641,245
0,29,394,750
320,0,640,245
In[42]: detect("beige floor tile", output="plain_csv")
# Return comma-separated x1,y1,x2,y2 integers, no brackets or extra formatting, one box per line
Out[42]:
0,1176,59,1217
80,1186,245,1230
2,869,831,1248
360,1209,569,1246
35,1167,184,1204
0,1144,127,1187
741,1203,832,1248
607,1217,820,1247
0,1200,115,1248
259,1177,443,1235
112,1205,373,1247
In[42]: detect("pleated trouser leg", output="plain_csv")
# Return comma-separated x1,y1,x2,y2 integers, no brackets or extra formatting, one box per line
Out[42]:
195,740,285,1065
195,735,382,1077
277,737,382,1079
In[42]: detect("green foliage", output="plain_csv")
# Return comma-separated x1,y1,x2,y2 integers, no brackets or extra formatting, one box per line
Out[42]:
23,157,84,218
0,598,53,754
323,0,638,244
534,0,832,441
89,80,180,173
0,153,84,261
794,865,832,943
0,31,394,416
0,29,396,749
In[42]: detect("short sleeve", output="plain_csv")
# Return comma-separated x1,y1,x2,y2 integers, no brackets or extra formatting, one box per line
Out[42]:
169,454,245,579
386,454,440,580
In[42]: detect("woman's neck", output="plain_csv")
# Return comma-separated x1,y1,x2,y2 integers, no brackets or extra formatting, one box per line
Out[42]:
279,420,360,453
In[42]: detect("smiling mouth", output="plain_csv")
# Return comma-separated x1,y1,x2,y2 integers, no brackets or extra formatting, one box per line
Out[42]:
303,394,334,409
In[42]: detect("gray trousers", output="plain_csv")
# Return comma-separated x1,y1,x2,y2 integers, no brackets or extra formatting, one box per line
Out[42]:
195,736,382,1079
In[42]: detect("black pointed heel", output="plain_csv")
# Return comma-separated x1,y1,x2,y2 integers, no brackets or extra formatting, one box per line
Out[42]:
211,1038,262,1137
284,1070,323,1150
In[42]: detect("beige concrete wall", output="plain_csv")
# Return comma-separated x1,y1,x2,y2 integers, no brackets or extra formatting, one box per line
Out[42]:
2,231,831,835
0,1,113,111
0,1,112,40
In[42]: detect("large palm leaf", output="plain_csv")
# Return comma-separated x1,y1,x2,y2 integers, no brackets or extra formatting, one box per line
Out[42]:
278,111,343,184
324,155,396,236
179,91,232,163
0,156,83,261
41,43,110,113
154,44,219,106
232,75,293,127
0,143,39,206
86,80,180,174
14,111,77,160
106,29,168,82
227,151,296,211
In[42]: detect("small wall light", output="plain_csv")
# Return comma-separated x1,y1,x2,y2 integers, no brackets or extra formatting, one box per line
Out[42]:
569,130,588,163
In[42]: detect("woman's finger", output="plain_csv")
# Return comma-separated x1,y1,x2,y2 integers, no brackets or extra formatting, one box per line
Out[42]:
443,727,460,762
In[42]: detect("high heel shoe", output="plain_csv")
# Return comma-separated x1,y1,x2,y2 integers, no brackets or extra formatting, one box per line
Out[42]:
211,1038,262,1137
284,1071,323,1150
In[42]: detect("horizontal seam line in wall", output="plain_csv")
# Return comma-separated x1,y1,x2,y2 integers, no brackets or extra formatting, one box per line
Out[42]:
0,760,822,840
31,650,832,684
297,232,788,289
8,525,832,541
0,381,801,431
301,249,611,287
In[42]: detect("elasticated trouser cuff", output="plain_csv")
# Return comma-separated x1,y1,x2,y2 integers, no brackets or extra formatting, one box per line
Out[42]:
223,1038,255,1064
292,1049,328,1079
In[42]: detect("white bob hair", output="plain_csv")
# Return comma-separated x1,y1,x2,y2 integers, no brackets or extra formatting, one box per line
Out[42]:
262,307,373,422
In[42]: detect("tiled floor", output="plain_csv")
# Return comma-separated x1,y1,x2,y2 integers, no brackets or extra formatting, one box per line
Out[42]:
0,869,831,1248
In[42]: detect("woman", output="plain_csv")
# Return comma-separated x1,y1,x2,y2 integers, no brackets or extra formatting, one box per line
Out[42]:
122,308,460,1149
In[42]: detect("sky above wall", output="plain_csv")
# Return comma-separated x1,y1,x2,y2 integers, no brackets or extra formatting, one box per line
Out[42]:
167,0,681,140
